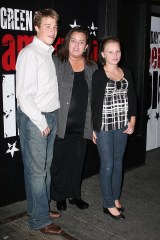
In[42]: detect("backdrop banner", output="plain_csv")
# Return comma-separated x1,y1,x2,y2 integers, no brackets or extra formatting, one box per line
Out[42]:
147,16,160,150
0,0,98,206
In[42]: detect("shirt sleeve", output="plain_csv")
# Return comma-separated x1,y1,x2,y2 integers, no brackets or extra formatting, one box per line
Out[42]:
16,49,48,132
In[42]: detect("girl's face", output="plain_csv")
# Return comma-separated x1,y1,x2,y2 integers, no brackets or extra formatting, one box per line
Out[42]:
101,42,121,65
69,32,88,59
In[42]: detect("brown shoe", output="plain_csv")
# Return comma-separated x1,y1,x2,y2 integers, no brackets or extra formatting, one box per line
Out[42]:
40,223,64,235
49,210,61,219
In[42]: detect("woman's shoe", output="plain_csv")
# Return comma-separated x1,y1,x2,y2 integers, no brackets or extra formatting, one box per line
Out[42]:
57,200,67,211
103,208,125,220
69,198,89,209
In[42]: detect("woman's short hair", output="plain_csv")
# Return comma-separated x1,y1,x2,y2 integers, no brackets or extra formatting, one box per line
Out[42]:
58,27,92,64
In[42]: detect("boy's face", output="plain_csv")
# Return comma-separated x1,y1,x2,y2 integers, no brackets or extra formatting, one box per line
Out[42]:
35,16,58,45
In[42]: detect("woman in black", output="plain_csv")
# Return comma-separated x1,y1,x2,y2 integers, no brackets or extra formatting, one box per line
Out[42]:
51,27,98,211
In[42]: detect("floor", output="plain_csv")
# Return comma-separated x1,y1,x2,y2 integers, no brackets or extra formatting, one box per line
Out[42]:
0,148,160,240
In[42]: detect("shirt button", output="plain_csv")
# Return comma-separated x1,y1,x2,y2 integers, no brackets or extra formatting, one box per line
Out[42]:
67,102,69,105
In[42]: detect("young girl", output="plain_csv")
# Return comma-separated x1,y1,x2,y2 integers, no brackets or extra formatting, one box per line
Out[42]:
92,37,137,220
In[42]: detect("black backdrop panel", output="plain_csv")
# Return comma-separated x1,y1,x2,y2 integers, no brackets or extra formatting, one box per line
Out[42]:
53,0,98,36
0,0,99,206
117,0,150,169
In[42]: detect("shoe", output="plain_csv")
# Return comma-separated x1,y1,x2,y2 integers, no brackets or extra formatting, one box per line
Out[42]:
49,210,61,219
103,208,125,220
117,207,125,212
69,198,89,209
57,200,67,211
40,223,64,235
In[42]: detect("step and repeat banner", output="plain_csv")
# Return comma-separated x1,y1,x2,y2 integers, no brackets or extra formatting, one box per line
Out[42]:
147,16,160,150
0,0,99,206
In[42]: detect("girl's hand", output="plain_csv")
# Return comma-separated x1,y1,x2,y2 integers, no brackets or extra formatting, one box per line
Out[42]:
123,116,136,135
123,122,134,135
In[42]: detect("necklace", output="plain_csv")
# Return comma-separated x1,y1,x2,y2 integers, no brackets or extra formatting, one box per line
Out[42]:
104,67,123,81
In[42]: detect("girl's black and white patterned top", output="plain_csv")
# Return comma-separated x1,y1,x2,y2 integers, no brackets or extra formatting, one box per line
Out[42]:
101,78,128,131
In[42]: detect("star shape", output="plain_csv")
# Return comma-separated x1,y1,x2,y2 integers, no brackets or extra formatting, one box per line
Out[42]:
88,22,98,36
6,141,19,158
70,19,80,28
155,112,160,120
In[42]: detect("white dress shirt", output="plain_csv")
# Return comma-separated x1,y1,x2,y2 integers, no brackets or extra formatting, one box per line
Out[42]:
16,36,60,132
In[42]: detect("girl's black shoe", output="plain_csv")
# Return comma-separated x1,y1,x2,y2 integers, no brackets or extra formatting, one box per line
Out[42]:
117,207,125,212
103,207,125,220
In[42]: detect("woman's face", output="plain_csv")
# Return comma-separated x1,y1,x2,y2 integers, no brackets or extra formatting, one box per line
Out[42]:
101,42,121,65
69,31,88,59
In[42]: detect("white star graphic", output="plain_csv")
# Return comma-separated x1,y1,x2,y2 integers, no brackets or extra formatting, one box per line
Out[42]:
88,22,98,36
70,19,80,28
6,141,19,158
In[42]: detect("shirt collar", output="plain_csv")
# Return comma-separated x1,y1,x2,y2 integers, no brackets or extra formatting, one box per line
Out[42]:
33,36,54,54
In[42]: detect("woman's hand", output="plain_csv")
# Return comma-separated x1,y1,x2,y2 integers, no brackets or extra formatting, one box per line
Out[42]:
92,131,97,144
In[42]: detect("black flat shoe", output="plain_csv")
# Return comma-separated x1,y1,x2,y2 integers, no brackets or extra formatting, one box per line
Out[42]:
117,207,125,212
69,199,89,209
57,200,67,211
103,208,125,220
